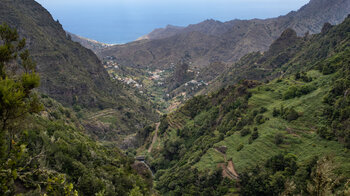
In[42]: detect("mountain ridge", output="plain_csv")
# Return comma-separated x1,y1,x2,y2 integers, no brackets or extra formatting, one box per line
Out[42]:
142,15,350,195
0,0,158,144
67,31,114,54
99,0,350,69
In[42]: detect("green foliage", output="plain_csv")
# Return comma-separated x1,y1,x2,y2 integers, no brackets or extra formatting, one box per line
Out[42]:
283,84,316,100
306,156,340,196
274,133,285,145
273,107,280,117
0,24,43,194
136,125,154,145
236,143,244,151
148,16,350,195
295,71,312,82
46,174,78,196
158,114,169,134
240,153,298,196
255,114,266,124
156,166,233,196
0,24,151,196
241,155,349,196
250,129,259,141
273,106,300,122
17,102,152,195
128,186,143,196
240,128,251,137
318,45,350,148
284,108,299,122
259,106,268,113
150,83,254,194
181,95,209,118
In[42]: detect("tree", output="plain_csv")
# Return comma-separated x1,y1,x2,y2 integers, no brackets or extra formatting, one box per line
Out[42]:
0,24,42,194
307,156,340,196
251,129,259,140
128,186,144,196
0,23,42,155
274,133,284,145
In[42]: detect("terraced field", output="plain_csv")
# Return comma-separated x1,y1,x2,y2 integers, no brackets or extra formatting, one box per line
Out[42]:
195,71,350,176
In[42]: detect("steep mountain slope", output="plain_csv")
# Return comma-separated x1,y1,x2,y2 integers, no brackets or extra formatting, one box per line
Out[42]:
200,27,305,93
99,0,350,69
0,24,152,195
19,97,153,195
67,32,113,54
0,0,109,108
0,0,158,143
139,16,350,195
100,30,222,69
138,19,235,41
136,25,184,41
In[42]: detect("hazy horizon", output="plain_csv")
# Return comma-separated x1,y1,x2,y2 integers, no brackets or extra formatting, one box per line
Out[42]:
35,0,310,44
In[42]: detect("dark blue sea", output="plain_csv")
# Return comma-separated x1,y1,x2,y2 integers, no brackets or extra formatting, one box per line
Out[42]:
35,0,309,44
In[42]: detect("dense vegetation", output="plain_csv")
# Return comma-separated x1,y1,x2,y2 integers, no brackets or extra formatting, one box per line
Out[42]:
0,0,158,145
147,81,259,195
140,16,350,195
0,24,151,196
2,0,350,195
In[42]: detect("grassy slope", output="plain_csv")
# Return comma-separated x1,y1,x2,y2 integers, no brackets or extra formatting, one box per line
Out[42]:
7,95,152,195
142,18,350,194
196,70,350,176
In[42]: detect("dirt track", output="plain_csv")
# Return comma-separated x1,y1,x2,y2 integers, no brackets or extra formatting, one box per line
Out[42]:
148,123,160,153
215,148,239,179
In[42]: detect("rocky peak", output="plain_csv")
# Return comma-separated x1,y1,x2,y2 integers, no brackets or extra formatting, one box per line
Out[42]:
268,28,299,55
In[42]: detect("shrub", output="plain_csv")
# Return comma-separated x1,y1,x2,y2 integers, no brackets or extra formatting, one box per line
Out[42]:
317,126,334,140
295,72,312,82
274,106,300,121
159,115,169,134
248,137,253,144
252,109,259,117
255,115,266,124
284,108,299,122
237,143,244,151
251,130,259,140
240,128,251,137
260,107,267,113
73,105,82,112
275,133,284,145
273,108,280,117
182,96,209,118
283,84,316,100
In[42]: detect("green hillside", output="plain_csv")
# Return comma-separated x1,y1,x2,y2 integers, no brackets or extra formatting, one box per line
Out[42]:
0,0,158,145
141,16,350,195
0,23,152,195
2,0,350,195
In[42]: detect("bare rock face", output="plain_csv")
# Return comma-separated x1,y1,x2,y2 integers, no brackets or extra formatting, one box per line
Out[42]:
99,0,350,69
266,28,299,57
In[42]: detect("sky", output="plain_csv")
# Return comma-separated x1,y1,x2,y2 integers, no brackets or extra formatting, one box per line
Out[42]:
35,0,310,44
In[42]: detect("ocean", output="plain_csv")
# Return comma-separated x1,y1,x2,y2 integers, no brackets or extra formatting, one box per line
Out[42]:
35,0,309,44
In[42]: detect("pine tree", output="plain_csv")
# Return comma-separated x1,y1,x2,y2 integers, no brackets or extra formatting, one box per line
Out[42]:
0,23,42,194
